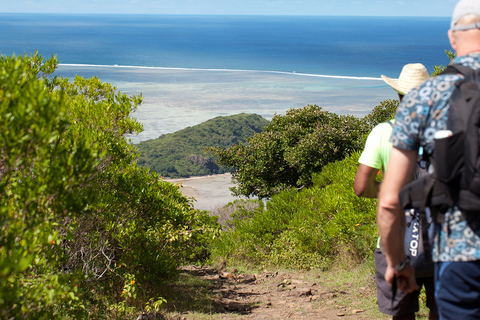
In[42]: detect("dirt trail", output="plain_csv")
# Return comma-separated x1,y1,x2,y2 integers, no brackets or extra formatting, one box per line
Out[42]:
159,266,383,320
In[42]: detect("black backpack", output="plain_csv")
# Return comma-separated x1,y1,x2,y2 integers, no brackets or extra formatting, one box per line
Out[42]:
386,122,434,276
399,63,480,263
434,64,480,211
403,147,435,277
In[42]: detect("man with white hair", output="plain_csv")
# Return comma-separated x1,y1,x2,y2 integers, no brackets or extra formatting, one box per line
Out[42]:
377,0,480,318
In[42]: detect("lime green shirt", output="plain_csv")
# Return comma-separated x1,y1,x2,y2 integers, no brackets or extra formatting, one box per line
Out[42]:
358,120,394,172
358,120,394,249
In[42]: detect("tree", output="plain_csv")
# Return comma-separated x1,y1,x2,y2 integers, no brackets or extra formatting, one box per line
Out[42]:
209,105,372,198
0,52,220,319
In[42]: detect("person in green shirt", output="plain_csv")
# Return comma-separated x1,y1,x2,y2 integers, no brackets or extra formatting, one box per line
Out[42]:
354,63,437,320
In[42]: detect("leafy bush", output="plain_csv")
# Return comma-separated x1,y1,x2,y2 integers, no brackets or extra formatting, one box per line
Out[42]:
361,99,398,128
210,151,378,270
210,199,263,230
0,52,220,319
431,50,455,76
0,52,98,318
209,105,371,199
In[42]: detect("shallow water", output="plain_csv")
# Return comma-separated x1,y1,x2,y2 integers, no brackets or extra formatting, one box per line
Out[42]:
56,65,397,144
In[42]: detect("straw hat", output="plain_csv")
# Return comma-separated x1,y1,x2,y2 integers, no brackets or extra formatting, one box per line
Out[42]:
381,63,429,95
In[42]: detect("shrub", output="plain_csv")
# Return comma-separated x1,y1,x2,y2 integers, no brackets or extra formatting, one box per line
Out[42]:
361,98,398,128
0,52,97,318
210,199,263,230
209,105,371,199
0,52,221,319
431,50,455,76
53,60,221,315
210,151,378,270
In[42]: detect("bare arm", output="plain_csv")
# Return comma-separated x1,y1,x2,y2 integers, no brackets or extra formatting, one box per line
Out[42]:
377,147,419,292
354,164,379,198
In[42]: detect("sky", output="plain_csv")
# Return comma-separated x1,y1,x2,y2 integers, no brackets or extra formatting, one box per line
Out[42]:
0,0,457,17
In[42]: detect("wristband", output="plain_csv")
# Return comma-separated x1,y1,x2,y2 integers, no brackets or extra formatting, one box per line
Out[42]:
394,256,410,272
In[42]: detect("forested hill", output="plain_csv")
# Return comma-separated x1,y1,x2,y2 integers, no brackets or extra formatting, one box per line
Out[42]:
135,113,269,178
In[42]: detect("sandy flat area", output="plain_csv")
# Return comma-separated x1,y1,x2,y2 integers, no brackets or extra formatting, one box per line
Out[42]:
164,173,245,212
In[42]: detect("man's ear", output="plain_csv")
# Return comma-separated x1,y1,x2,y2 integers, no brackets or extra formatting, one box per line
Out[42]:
448,29,458,52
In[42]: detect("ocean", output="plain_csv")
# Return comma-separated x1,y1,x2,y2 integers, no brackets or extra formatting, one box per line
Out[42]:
0,13,452,143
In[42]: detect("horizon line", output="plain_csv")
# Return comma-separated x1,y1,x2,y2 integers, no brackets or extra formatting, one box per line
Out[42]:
0,12,450,18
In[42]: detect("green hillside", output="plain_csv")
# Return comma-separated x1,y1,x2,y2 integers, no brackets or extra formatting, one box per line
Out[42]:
135,113,269,178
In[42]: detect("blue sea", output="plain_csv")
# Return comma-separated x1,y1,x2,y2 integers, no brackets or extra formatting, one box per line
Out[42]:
0,13,452,143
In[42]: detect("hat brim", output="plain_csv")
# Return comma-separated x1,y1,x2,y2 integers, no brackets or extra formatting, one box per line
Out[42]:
381,75,406,95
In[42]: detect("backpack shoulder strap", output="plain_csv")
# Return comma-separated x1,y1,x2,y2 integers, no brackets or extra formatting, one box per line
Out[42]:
440,64,474,77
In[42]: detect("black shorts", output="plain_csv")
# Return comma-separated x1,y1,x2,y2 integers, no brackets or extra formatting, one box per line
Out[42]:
375,248,437,316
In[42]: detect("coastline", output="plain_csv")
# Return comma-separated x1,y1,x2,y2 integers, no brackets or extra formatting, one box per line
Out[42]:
55,65,398,144
164,173,245,212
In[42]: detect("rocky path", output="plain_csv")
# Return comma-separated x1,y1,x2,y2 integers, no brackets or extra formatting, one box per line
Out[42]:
160,266,385,320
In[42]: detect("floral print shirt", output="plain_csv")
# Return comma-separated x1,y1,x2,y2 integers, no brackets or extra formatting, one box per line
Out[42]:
391,53,480,262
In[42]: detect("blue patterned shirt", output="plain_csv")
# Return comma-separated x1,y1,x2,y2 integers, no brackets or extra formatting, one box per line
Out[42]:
391,53,480,262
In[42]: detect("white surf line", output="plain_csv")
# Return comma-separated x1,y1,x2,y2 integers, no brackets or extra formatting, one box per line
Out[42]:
58,63,385,81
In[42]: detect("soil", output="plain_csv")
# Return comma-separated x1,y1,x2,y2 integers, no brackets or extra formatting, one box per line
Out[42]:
144,176,382,319
143,178,384,319
143,265,385,320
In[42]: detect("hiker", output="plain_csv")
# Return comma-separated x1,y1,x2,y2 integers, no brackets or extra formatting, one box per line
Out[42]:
377,0,480,318
354,63,438,320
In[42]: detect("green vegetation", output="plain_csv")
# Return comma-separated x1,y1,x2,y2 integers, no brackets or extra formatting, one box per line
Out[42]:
2,48,451,319
206,98,398,270
136,113,269,178
0,52,220,319
431,49,455,76
209,100,398,199
209,151,379,270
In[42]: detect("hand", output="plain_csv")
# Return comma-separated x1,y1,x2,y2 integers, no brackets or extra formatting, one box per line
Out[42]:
396,264,420,293
385,263,420,293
